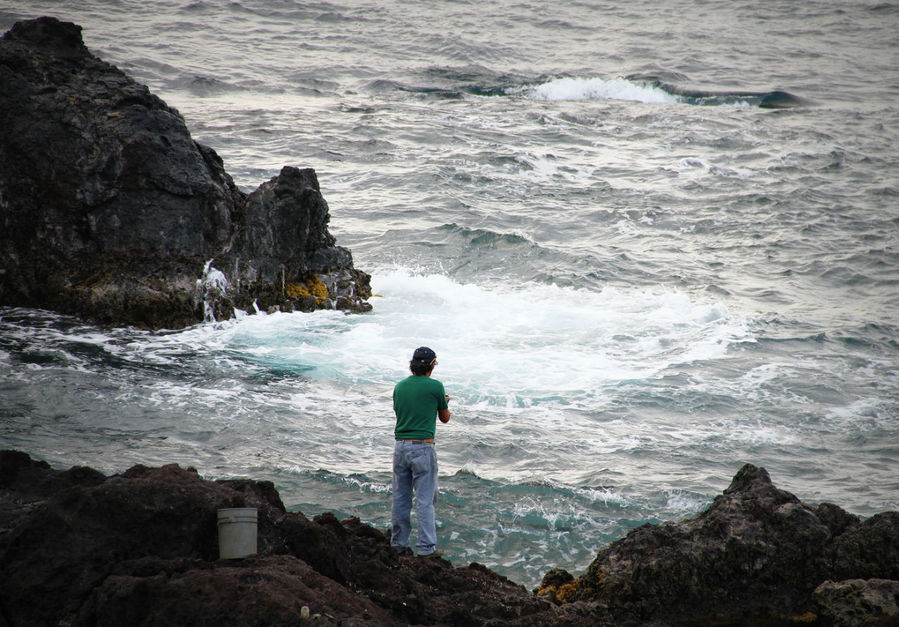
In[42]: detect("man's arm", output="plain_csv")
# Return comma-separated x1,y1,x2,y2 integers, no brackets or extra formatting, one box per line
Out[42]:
439,393,451,423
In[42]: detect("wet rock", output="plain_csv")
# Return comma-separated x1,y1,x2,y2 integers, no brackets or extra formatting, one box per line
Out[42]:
77,555,399,627
812,579,899,627
4,451,895,626
535,567,577,604
827,511,899,581
218,165,373,316
0,17,371,329
562,463,899,625
0,450,592,626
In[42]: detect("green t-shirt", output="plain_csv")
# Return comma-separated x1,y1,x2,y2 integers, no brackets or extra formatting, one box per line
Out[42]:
393,375,448,440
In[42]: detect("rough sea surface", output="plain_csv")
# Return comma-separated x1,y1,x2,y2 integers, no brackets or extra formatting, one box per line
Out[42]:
1,0,897,588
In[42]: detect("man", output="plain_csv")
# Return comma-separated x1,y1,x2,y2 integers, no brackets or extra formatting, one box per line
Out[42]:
391,346,451,557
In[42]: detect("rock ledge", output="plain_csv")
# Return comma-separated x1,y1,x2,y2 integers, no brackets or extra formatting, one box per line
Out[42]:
537,463,899,626
2,452,897,626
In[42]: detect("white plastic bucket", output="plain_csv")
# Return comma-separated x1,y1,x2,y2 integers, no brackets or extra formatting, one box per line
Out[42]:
217,507,258,559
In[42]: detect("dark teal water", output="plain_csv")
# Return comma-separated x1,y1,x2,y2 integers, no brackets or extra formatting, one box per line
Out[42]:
1,0,897,588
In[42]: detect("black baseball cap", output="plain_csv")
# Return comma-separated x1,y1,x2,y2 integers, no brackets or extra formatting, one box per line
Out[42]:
412,346,437,365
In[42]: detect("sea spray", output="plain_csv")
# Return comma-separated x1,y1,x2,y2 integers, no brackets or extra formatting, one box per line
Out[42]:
197,260,229,323
512,76,679,104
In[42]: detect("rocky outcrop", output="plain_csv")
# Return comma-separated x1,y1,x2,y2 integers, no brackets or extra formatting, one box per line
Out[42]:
537,463,899,626
813,579,899,627
0,450,591,627
0,17,371,329
3,452,897,626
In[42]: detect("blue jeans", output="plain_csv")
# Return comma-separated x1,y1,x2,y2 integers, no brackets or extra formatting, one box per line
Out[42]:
391,440,438,555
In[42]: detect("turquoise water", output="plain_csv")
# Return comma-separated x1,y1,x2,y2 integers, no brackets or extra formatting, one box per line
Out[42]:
2,0,898,588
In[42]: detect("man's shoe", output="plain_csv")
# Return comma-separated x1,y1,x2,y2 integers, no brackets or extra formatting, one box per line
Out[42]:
418,549,444,558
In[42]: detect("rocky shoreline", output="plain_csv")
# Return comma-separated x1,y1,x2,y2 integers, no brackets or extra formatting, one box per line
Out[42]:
0,17,371,329
1,450,896,626
2,15,898,627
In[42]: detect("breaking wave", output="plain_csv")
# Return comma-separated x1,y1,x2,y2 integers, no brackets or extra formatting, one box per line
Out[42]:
511,74,804,108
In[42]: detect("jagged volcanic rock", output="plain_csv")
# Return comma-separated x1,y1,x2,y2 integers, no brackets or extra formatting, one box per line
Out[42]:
0,450,593,627
5,450,898,626
537,463,899,626
812,579,899,626
0,16,371,329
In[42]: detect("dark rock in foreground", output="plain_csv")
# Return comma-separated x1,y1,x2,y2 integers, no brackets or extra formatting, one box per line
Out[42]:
2,451,897,626
0,17,371,329
812,579,899,627
537,464,899,626
0,450,583,627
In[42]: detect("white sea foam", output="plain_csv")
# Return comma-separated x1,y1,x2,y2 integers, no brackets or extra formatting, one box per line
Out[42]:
342,475,391,494
197,260,230,322
715,419,800,447
513,76,679,104
196,269,752,414
576,487,629,507
56,266,755,480
664,490,708,515
823,397,889,432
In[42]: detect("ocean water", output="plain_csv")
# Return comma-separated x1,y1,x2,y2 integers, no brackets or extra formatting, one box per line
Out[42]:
1,0,898,588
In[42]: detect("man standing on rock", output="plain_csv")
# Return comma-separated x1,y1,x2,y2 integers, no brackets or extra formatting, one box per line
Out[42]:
391,346,451,557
